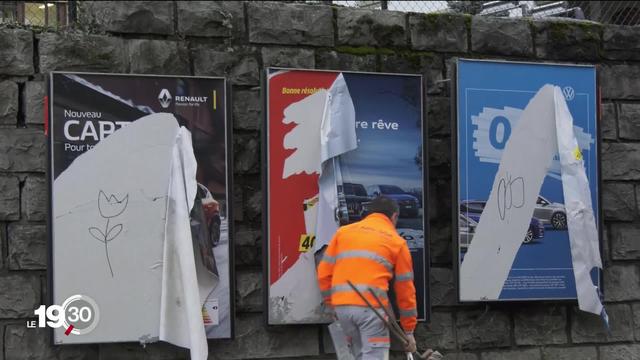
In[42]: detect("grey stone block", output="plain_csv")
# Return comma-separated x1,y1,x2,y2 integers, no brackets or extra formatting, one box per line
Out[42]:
80,1,173,35
514,306,567,345
619,103,640,140
248,2,333,46
603,25,640,60
427,97,451,136
234,225,260,247
0,28,34,76
429,179,451,221
0,128,46,172
22,175,47,221
8,224,46,270
337,8,407,47
236,269,261,312
39,33,127,73
430,267,455,307
480,348,541,360
380,53,443,95
0,81,18,125
316,51,377,72
208,314,319,358
611,223,640,260
429,138,450,167
415,311,455,350
444,354,479,360
456,309,511,349
261,47,315,69
193,47,259,86
0,175,19,221
245,188,262,222
23,81,45,125
429,222,451,264
409,13,468,52
233,90,261,131
599,344,640,360
99,342,186,360
572,303,634,343
471,17,533,56
127,39,189,75
602,143,640,180
604,264,640,301
177,1,244,38
601,64,640,100
234,134,259,174
541,346,597,360
533,19,602,60
0,274,40,318
603,182,636,221
634,302,640,341
235,246,260,266
601,102,617,140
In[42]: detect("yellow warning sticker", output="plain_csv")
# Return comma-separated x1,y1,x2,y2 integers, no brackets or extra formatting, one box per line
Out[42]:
299,234,316,252
573,146,583,161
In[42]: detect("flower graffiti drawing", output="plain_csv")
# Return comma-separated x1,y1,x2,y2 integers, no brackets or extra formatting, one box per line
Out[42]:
89,190,128,277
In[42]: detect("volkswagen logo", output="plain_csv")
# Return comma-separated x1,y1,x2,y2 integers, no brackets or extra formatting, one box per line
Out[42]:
158,88,172,108
562,86,575,101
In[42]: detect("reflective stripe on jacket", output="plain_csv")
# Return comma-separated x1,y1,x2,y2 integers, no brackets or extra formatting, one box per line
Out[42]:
317,213,418,332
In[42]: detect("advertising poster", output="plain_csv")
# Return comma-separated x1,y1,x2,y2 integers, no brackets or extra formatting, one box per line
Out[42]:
266,68,428,325
455,59,601,302
49,73,233,342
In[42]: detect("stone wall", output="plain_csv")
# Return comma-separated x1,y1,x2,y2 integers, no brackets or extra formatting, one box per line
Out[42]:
0,1,639,359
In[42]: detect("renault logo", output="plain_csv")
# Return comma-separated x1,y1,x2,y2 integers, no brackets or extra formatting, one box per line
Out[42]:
158,89,172,108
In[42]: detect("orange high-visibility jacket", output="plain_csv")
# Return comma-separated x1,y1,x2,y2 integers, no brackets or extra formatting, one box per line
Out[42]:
317,213,418,333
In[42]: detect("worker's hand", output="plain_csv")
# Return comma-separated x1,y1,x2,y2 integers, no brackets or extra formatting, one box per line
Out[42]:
404,333,417,353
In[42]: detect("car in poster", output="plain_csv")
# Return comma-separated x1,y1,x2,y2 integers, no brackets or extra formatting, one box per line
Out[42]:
534,196,567,230
459,213,477,251
460,200,544,243
366,184,420,218
338,183,370,222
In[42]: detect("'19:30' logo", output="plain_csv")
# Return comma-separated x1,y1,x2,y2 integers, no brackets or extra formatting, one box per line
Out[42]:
28,295,100,336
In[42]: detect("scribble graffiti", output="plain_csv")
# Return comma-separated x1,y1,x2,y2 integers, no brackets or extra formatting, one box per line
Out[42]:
89,190,128,277
496,173,525,221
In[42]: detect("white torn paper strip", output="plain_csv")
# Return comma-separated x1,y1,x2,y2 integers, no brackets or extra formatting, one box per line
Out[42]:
461,85,605,321
315,73,357,252
160,127,215,360
553,87,605,320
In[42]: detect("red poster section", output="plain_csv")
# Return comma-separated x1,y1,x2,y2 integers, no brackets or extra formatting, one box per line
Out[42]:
268,70,338,285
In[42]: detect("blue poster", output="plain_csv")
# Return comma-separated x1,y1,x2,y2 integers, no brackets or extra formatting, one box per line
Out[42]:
456,59,600,301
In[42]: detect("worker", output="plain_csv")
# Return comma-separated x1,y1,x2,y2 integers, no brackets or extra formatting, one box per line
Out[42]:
317,196,417,359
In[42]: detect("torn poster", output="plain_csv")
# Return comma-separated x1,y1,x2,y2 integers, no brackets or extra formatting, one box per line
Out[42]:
49,73,233,345
267,69,428,325
456,60,602,311
160,127,214,360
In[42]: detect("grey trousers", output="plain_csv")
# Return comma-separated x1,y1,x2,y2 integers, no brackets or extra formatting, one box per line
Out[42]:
335,306,390,360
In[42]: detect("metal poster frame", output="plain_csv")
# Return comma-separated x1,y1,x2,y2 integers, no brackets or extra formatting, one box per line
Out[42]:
47,72,235,343
451,58,603,303
263,67,430,325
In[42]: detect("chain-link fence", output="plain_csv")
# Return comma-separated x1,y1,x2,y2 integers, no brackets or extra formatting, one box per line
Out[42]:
0,1,72,28
333,1,640,25
1,1,639,28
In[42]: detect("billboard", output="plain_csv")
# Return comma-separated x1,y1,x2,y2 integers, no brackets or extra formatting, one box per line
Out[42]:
455,59,601,302
265,68,428,325
49,73,233,343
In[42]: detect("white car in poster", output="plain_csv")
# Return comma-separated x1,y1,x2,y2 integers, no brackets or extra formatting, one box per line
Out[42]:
533,196,567,230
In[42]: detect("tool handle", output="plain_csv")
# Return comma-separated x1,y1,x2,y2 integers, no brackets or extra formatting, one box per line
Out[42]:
345,281,408,345
367,288,408,341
